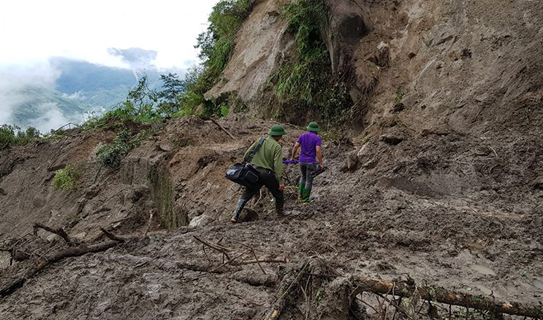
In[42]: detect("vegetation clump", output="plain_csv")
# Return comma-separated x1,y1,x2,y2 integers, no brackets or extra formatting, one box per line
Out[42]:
97,129,139,170
53,165,77,190
0,125,40,150
268,0,351,124
179,0,252,116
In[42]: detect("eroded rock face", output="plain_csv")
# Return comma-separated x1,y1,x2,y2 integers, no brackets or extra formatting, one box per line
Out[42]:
205,0,293,107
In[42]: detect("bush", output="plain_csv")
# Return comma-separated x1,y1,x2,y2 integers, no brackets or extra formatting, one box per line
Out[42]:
53,165,77,190
0,125,41,150
97,129,138,170
268,0,351,123
174,0,252,117
0,125,15,150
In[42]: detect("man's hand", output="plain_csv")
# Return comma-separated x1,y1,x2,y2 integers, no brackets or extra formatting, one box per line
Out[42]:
279,184,285,191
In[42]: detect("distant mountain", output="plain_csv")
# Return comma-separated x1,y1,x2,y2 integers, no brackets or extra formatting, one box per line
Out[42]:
10,86,90,132
50,57,163,107
2,54,186,131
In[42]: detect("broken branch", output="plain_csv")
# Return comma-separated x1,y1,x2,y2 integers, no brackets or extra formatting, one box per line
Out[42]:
0,240,119,297
193,235,231,260
100,228,125,243
210,118,236,140
33,223,76,246
352,277,543,319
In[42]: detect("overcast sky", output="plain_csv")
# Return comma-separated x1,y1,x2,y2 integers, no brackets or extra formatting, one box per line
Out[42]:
0,0,218,69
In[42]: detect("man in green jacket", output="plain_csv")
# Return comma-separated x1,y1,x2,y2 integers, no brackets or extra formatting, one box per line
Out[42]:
231,125,286,223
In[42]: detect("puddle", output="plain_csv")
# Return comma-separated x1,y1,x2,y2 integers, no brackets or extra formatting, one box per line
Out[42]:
534,279,543,290
469,264,496,276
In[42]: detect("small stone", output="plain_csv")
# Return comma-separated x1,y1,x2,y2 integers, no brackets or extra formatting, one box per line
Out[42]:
345,152,359,172
407,52,417,59
0,188,6,196
189,214,213,228
157,143,174,152
84,184,101,200
380,134,404,145
391,103,405,113
532,177,543,190
48,163,66,172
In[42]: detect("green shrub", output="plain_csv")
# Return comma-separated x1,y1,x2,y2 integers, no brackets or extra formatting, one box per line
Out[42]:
97,129,139,170
53,165,77,190
175,0,252,117
0,125,15,150
267,0,351,124
0,125,41,150
396,89,405,103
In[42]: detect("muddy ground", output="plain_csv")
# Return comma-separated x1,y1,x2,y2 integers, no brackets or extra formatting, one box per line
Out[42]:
1,114,542,320
2,0,543,318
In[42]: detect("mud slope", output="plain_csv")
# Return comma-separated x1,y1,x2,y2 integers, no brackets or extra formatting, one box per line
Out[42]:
1,0,543,319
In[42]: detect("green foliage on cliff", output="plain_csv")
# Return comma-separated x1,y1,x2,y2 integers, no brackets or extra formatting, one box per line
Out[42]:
0,125,41,150
53,165,77,191
270,0,351,123
177,0,252,116
97,129,139,170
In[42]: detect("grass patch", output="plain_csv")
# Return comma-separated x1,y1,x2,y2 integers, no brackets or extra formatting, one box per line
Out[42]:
53,165,77,190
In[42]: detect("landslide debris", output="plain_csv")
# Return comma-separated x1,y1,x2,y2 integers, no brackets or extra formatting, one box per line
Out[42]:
2,0,543,319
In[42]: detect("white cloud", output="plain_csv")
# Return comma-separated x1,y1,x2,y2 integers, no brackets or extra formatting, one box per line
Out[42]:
0,62,61,126
0,0,218,68
27,103,73,133
0,0,219,131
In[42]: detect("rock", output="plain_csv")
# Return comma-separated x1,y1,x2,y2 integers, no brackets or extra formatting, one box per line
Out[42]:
32,197,46,208
361,159,378,169
48,163,66,172
238,208,259,223
345,152,360,172
532,176,543,190
129,186,150,203
408,52,417,59
157,143,174,152
380,134,404,145
84,184,101,200
390,102,405,113
189,214,213,228
0,188,6,196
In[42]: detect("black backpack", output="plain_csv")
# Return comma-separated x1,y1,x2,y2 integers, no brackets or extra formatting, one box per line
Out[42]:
225,137,265,187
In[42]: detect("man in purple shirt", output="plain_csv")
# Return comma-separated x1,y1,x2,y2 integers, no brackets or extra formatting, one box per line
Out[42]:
290,122,324,205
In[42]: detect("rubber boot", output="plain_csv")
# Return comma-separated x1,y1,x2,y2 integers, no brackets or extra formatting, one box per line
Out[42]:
298,183,304,201
231,199,247,223
302,189,312,206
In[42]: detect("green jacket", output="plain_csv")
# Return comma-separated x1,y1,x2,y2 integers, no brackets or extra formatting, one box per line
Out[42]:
243,137,284,183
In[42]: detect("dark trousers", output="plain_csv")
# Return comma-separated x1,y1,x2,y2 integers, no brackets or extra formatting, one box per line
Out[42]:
241,167,284,213
300,162,319,191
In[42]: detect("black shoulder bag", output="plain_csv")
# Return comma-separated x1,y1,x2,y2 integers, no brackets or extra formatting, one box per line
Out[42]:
225,137,265,187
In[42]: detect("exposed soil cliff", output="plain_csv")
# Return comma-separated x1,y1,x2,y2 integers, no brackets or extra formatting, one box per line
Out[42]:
1,0,543,319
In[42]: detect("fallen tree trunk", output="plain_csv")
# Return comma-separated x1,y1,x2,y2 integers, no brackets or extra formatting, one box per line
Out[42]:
352,277,542,319
0,240,120,298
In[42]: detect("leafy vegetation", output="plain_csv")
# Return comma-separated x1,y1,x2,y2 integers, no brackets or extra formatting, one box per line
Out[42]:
53,165,77,190
0,125,41,150
97,129,139,170
396,88,405,103
178,0,252,116
268,0,351,124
